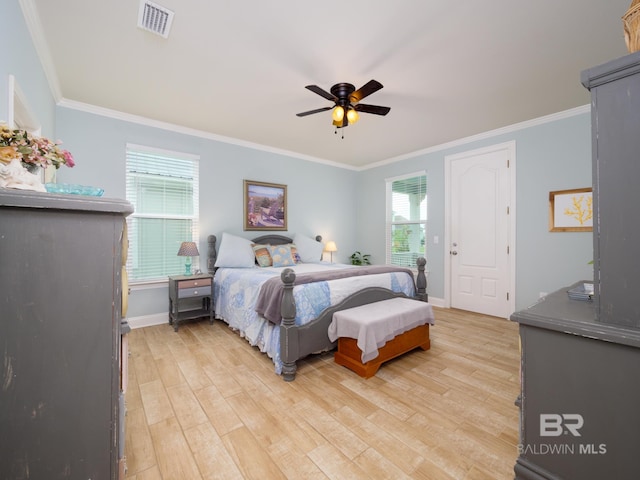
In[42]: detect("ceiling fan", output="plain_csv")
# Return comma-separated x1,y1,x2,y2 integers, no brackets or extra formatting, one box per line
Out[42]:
296,79,390,130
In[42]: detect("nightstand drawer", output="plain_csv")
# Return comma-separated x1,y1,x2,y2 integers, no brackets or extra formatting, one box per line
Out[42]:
178,278,212,289
178,286,212,298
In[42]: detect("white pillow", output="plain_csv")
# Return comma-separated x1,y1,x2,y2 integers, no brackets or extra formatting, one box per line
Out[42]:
293,234,324,263
214,232,255,268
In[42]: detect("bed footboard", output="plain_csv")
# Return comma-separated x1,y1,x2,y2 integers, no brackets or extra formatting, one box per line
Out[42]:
279,257,428,381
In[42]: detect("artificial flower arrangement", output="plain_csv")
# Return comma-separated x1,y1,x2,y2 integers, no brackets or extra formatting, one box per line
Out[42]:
0,123,75,170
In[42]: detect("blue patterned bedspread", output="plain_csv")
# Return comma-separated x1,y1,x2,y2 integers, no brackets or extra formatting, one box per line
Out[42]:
214,263,416,374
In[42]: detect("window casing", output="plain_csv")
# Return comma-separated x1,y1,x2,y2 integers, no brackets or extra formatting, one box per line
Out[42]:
126,144,199,283
386,173,427,268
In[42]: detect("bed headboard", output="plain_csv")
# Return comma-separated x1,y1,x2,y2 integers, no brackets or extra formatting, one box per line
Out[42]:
252,234,294,246
207,234,322,274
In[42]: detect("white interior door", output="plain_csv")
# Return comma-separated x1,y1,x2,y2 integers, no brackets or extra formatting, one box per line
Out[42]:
445,143,515,318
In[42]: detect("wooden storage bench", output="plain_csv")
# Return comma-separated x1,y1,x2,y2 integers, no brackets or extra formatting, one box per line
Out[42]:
328,297,435,378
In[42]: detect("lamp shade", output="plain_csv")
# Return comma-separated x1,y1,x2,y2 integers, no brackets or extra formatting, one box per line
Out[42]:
346,108,359,124
332,106,345,122
177,241,199,257
324,241,337,252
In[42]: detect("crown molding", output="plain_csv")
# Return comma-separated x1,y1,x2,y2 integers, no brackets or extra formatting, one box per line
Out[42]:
362,104,591,170
57,97,359,171
19,0,63,102
58,96,589,173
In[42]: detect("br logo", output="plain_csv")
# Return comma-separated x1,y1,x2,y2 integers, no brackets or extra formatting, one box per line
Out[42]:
540,414,584,437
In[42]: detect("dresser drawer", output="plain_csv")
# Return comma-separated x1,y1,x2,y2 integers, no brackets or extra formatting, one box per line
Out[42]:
178,278,212,289
178,286,212,298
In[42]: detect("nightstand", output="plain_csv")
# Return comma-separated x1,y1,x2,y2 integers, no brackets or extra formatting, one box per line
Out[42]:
168,274,214,332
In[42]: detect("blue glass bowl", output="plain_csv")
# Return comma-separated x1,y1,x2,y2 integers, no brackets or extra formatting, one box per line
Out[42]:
45,183,104,196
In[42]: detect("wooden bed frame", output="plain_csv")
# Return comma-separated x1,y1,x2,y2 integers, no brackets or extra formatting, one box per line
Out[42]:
207,233,428,381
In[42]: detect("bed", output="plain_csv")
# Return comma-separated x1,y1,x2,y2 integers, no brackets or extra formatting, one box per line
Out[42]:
207,232,428,381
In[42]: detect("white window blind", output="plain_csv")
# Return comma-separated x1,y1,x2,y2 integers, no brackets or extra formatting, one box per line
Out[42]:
126,145,199,282
386,172,427,268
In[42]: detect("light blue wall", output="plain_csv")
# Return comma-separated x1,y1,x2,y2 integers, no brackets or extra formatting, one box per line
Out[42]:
357,112,593,311
55,107,358,317
0,0,56,136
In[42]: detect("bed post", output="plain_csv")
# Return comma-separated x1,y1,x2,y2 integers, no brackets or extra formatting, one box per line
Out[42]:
207,235,217,275
415,257,428,302
280,268,298,381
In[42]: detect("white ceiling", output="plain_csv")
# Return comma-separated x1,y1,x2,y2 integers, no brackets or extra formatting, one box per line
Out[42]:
28,0,632,168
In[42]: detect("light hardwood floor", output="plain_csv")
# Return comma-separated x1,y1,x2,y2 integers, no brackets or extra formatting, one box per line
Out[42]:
124,307,520,480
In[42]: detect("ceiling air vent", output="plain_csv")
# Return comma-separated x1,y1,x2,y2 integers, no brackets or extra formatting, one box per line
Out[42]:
137,1,174,38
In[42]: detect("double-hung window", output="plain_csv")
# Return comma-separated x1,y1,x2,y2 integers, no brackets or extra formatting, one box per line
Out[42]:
126,144,200,283
386,172,427,268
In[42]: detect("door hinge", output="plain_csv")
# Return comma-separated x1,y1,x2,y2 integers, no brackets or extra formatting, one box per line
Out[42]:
507,159,510,168
507,292,510,301
507,206,510,215
507,245,510,254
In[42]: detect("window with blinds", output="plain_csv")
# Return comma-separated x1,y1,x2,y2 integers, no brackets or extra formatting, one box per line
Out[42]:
386,172,427,268
126,144,199,282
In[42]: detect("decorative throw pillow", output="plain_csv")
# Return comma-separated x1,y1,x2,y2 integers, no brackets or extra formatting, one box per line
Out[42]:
268,244,296,267
293,234,324,263
214,232,255,268
252,244,272,267
289,244,301,263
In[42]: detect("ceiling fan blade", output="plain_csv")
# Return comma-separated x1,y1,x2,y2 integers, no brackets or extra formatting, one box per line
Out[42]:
305,85,337,102
349,80,383,103
296,106,333,117
353,103,391,116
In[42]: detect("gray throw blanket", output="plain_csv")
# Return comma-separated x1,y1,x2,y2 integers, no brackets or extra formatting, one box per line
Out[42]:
255,265,415,325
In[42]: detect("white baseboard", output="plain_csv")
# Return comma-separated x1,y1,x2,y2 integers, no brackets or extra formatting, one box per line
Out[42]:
427,296,445,308
127,313,169,329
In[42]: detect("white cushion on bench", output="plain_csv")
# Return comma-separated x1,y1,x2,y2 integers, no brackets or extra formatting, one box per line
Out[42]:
328,297,435,363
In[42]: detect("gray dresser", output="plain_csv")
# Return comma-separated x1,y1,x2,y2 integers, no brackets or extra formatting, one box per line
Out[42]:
512,285,640,479
0,189,133,479
582,52,640,328
512,52,640,479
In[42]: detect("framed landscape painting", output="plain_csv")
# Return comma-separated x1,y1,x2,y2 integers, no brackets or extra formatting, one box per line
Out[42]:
549,188,593,232
243,180,287,231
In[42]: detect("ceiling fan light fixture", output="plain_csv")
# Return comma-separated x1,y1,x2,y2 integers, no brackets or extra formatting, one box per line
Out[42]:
346,108,359,124
332,106,345,122
296,80,389,132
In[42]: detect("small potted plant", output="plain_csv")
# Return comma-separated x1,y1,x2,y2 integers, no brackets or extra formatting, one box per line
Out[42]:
350,251,371,265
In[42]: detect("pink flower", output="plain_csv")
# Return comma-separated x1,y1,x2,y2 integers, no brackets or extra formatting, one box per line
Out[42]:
0,123,75,169
62,149,75,168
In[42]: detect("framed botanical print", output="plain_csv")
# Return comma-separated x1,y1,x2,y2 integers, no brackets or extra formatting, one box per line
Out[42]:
243,180,287,231
549,188,593,232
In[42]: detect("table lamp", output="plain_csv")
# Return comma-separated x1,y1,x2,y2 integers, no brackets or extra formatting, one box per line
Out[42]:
177,241,199,275
324,241,337,263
